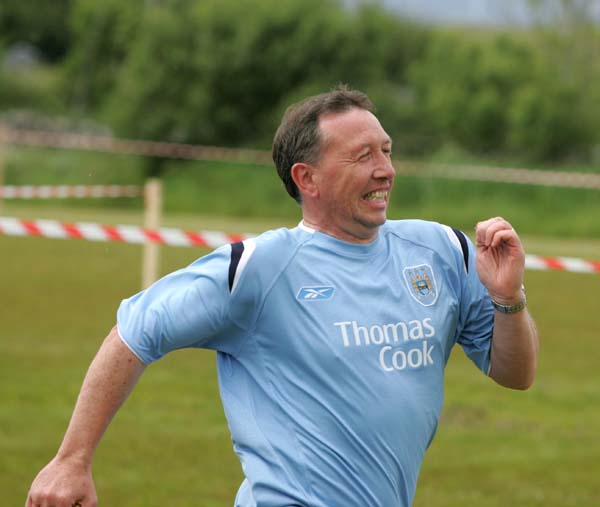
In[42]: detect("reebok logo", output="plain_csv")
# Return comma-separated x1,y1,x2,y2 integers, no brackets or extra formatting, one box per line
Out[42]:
296,286,335,301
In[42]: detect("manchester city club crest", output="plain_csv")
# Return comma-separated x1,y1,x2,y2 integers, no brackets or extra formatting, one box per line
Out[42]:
403,264,438,306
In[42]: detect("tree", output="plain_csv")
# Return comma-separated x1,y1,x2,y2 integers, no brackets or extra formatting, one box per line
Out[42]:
0,0,73,62
63,0,144,112
104,0,428,150
508,77,593,160
524,0,600,158
409,33,535,155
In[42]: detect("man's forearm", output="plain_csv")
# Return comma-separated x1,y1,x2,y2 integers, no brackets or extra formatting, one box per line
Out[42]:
55,326,146,463
26,327,146,507
488,309,539,390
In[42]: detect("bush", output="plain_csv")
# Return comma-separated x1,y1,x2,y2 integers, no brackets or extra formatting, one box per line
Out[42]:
62,0,144,111
508,79,594,160
100,0,431,154
409,33,535,155
0,0,73,62
0,60,63,113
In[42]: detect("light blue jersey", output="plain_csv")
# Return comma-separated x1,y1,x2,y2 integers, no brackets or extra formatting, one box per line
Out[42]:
117,219,494,507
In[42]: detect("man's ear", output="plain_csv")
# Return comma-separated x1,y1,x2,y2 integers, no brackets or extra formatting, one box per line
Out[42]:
291,162,319,198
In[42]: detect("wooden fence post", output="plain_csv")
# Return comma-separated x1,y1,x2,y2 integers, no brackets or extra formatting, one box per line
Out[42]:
141,178,163,289
0,124,7,215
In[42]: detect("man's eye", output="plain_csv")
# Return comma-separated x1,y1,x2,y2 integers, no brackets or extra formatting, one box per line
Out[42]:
359,152,372,161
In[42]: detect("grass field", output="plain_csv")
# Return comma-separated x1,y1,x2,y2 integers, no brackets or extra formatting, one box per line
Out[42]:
1,206,599,506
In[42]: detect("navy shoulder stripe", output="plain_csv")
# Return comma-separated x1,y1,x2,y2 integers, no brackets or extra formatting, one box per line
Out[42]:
451,228,469,273
228,241,245,292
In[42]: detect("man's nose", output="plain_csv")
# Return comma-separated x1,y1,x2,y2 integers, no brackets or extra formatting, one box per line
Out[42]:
374,155,395,181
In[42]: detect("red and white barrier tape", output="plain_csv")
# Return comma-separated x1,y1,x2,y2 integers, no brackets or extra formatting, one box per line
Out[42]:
1,216,599,274
523,255,600,274
0,216,248,249
0,185,141,199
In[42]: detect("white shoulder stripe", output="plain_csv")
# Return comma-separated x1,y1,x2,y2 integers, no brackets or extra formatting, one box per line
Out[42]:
442,224,463,253
442,224,468,274
231,238,256,293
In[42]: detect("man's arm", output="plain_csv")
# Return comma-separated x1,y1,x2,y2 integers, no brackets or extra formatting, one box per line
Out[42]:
475,217,539,390
488,306,538,389
26,326,147,507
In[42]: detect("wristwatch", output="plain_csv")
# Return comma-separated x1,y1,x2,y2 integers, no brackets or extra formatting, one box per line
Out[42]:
491,286,527,314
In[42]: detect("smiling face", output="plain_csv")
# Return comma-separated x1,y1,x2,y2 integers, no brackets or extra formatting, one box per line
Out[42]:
300,107,395,243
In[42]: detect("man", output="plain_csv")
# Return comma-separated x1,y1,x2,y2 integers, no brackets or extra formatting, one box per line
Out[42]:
27,86,538,507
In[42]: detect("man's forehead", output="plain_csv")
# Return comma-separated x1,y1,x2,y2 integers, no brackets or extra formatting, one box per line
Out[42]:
319,109,391,149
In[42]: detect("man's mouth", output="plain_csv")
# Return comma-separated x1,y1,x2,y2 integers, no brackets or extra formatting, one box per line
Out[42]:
363,190,389,202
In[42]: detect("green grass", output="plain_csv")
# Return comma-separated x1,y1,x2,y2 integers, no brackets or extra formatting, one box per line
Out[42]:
0,234,242,506
2,208,600,506
418,269,600,506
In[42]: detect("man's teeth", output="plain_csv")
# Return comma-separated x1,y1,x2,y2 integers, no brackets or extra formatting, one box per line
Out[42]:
364,191,388,201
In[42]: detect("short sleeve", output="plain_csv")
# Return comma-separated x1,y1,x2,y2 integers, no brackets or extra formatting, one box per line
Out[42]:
117,245,233,364
454,234,495,374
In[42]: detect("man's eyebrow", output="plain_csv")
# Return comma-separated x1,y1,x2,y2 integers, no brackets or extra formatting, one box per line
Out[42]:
347,144,371,158
351,139,392,153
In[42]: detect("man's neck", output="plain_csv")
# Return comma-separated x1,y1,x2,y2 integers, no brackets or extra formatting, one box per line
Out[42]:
300,217,380,244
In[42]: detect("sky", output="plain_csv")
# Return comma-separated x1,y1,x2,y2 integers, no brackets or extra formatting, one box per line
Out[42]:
380,0,600,25
383,0,600,25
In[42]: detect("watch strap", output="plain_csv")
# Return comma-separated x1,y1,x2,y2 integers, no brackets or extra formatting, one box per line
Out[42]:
491,286,527,314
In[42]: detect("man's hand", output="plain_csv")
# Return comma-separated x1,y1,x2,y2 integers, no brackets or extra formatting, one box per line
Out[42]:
475,216,525,304
475,217,538,390
26,456,96,507
25,327,146,507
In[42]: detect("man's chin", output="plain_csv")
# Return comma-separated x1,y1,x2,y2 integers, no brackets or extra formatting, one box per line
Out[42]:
355,213,387,231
